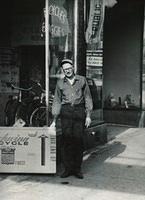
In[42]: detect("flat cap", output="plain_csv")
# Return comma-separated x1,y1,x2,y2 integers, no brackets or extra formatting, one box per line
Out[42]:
61,59,73,67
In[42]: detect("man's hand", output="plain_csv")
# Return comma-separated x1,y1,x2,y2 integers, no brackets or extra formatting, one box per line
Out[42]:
85,117,91,128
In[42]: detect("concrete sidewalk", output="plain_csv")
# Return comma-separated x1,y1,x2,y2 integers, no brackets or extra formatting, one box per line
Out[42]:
1,126,145,200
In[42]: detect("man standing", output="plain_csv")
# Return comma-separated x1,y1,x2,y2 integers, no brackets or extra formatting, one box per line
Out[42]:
51,59,93,179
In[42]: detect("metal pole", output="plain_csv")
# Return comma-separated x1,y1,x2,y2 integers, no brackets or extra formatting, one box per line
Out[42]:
45,0,49,126
84,0,86,31
74,0,78,73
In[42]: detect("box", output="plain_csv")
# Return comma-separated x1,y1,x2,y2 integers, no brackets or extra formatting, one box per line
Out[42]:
0,127,56,173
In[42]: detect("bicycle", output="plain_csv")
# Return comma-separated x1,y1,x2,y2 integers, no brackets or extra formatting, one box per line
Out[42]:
4,82,52,127
4,83,33,126
29,92,54,127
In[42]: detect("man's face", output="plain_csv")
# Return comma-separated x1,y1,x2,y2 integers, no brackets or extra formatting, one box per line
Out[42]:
62,63,74,78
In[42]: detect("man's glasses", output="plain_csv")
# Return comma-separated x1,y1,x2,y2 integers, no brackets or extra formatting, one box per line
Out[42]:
63,67,73,72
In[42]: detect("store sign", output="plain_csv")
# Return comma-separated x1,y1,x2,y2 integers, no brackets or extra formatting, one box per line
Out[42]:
0,127,56,173
87,50,103,67
85,0,117,44
85,0,104,44
49,0,70,37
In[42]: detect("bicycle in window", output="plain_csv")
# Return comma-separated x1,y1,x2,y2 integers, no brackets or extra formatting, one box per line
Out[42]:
4,82,54,127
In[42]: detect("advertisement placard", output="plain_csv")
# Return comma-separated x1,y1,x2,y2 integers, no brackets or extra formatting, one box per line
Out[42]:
87,50,103,67
0,127,56,173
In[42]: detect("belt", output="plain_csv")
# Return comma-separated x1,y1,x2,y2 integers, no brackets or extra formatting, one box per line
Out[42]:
62,103,85,108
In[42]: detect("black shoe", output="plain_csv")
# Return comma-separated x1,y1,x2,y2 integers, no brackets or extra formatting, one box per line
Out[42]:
60,171,71,178
74,171,84,179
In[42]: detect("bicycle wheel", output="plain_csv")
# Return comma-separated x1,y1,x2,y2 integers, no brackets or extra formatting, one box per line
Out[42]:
29,106,53,127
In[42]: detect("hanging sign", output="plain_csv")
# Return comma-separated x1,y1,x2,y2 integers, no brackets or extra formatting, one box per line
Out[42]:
41,0,70,38
85,0,105,44
85,0,117,44
0,127,56,173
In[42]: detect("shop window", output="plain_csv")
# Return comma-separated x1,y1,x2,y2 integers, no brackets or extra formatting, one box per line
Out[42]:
3,0,74,127
3,0,46,127
48,0,74,79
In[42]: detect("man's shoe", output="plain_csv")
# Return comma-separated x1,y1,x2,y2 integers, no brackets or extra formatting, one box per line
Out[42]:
60,171,71,178
74,171,84,179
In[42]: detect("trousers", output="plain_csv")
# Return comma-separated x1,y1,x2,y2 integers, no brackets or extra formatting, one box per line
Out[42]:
60,104,86,172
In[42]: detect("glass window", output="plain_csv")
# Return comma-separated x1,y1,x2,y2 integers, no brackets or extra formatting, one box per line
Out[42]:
49,0,74,78
48,0,75,127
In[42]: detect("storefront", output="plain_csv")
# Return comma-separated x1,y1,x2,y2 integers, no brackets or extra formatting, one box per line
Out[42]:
0,0,106,126
1,0,145,173
4,0,145,129
0,0,110,173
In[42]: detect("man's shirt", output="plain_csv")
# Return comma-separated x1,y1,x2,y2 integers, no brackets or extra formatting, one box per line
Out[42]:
52,75,93,118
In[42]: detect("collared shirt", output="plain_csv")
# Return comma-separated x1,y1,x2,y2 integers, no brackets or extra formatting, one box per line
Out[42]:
52,75,93,118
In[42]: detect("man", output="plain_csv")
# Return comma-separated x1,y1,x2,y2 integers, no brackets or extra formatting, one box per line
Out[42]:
51,59,93,179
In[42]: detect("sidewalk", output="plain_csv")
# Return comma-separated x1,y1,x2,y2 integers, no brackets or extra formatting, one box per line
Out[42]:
1,126,145,200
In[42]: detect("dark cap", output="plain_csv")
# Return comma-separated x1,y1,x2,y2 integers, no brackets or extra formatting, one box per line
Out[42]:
61,59,73,67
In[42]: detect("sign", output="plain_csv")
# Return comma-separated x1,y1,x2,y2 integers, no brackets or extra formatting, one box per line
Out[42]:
0,127,56,173
41,0,70,38
85,0,117,44
87,50,103,67
48,0,70,37
85,0,104,44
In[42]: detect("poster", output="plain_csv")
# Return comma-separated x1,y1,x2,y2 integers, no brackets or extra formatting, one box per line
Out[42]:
86,50,103,67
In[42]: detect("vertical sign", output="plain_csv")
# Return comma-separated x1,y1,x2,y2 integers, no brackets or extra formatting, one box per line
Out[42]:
85,0,104,44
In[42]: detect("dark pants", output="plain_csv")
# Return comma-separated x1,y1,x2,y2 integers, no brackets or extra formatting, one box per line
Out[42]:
60,104,86,172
